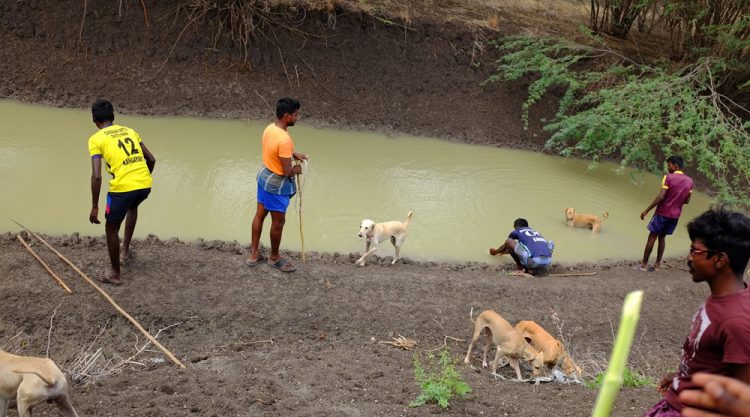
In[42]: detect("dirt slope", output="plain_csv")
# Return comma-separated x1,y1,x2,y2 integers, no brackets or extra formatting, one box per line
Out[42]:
1,233,701,417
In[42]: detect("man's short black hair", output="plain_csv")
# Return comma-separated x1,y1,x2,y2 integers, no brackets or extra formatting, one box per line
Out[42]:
687,206,750,276
514,218,529,229
276,97,300,119
92,99,115,123
667,155,684,168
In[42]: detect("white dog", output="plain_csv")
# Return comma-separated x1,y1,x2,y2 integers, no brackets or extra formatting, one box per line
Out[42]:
0,350,80,417
355,211,413,266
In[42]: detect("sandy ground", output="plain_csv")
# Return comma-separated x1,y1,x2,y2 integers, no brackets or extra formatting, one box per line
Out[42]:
0,1,716,416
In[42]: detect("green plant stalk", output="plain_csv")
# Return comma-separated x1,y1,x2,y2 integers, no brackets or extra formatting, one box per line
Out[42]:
591,290,644,417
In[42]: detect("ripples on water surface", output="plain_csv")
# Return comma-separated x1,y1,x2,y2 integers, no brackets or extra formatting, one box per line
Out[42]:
0,100,713,263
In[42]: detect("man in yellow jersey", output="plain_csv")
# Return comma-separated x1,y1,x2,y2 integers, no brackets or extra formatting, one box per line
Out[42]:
246,97,307,272
88,99,156,285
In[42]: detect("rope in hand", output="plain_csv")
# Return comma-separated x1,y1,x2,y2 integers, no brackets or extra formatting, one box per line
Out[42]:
295,159,309,262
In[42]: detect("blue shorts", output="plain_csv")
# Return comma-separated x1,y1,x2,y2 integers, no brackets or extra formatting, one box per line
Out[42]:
257,185,291,213
647,214,679,235
105,188,151,223
514,241,554,270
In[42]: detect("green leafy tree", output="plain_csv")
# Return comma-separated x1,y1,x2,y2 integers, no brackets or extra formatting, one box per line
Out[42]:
409,348,471,409
485,35,750,208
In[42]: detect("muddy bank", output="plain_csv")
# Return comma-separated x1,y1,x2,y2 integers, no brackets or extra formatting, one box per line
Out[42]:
0,0,559,151
0,232,703,416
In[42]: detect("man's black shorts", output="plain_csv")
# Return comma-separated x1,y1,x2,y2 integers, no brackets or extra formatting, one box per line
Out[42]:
105,188,151,223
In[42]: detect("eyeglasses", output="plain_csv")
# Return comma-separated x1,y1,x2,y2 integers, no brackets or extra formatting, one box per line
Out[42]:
689,247,716,256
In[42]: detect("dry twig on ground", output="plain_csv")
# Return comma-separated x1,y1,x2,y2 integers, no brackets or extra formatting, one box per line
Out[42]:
379,335,417,350
66,321,182,386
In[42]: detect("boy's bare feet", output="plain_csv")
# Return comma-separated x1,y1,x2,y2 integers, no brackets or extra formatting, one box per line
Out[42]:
95,271,123,286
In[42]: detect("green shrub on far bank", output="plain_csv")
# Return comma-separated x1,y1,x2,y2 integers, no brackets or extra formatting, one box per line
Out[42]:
409,348,471,409
485,34,750,210
584,367,657,389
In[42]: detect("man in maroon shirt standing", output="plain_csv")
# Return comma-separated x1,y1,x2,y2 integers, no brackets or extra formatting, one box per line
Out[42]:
638,155,694,272
641,207,750,417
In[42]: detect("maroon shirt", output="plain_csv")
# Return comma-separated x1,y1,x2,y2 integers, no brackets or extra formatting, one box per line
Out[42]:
665,286,750,410
655,171,693,219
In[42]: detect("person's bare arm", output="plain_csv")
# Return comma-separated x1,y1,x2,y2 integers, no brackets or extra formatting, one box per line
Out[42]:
641,188,667,220
680,373,750,417
89,156,102,224
140,142,156,173
280,157,302,177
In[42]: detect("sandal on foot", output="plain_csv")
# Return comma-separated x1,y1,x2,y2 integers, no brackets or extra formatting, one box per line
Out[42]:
633,265,651,272
95,275,124,286
267,257,296,272
245,254,266,267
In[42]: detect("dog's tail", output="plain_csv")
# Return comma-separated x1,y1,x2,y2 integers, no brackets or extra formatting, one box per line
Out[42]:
404,211,413,227
14,369,56,386
469,306,477,323
602,211,610,221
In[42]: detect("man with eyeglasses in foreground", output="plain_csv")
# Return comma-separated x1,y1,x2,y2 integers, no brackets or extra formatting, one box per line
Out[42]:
640,206,750,417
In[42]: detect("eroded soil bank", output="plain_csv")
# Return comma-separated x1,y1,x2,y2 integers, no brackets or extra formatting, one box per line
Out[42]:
0,0,558,150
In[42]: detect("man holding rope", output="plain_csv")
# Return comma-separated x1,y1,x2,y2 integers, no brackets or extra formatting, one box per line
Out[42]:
246,97,307,273
87,99,156,285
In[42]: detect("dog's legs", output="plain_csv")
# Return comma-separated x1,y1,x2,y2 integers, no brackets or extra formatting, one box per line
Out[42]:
481,328,493,368
509,356,523,380
390,236,403,264
355,241,379,266
54,394,80,417
0,398,9,417
464,326,485,365
490,345,506,374
16,401,34,417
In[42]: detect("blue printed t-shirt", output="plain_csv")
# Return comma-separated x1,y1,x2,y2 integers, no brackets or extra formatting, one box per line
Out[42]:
509,227,552,257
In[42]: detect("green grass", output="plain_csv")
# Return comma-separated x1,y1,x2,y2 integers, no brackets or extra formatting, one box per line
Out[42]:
584,367,657,389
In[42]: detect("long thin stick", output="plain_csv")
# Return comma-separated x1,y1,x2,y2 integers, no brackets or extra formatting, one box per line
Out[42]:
78,0,87,44
297,169,306,262
139,0,150,26
549,272,597,277
16,235,72,293
12,220,186,368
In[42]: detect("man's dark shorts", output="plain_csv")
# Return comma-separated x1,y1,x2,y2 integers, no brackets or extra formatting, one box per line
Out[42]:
106,188,151,223
647,214,679,235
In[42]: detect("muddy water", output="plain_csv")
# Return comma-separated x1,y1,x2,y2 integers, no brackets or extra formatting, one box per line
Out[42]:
0,100,712,264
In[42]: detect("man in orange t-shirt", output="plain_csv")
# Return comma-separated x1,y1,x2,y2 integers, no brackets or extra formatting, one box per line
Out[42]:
246,97,307,272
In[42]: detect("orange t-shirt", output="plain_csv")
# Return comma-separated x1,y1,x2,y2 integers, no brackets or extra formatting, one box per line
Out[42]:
261,123,294,175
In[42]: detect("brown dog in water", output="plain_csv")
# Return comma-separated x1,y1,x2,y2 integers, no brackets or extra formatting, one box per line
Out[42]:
0,349,80,417
463,309,544,380
564,207,609,233
514,320,582,378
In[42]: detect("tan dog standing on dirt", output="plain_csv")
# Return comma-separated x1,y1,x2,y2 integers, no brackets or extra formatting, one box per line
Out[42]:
0,350,79,417
514,320,583,378
564,208,609,233
355,211,413,266
463,309,544,380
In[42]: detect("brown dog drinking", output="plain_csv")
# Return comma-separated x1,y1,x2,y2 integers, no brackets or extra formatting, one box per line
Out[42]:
463,309,544,380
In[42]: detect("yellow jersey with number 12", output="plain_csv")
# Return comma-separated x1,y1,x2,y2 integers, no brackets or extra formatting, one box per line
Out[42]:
88,124,152,193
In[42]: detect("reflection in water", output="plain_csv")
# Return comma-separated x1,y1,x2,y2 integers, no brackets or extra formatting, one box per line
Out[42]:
0,100,713,263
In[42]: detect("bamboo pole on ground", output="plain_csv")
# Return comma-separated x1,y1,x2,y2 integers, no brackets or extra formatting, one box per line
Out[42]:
16,234,72,293
548,272,598,277
591,290,644,417
11,220,186,369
